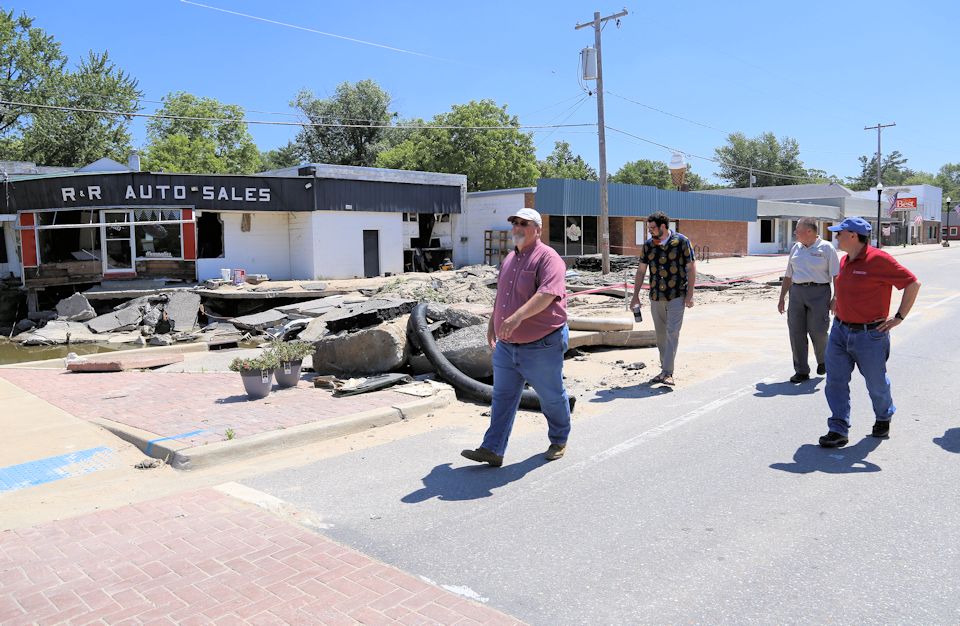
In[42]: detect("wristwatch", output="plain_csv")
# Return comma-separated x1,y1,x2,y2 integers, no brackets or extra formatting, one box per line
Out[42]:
894,312,905,321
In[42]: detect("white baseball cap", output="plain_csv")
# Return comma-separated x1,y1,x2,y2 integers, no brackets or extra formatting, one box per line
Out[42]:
507,208,542,227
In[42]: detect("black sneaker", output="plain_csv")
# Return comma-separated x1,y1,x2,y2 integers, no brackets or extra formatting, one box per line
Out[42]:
461,447,503,467
871,420,890,438
817,363,826,376
790,373,810,383
818,431,849,448
545,443,566,461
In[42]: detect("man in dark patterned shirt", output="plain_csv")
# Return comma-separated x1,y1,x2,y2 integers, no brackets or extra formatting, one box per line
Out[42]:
629,211,697,386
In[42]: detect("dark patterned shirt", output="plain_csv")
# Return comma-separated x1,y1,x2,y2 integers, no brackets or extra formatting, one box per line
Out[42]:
642,231,696,301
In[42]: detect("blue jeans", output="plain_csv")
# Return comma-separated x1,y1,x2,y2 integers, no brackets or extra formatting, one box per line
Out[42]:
481,325,571,456
824,320,895,437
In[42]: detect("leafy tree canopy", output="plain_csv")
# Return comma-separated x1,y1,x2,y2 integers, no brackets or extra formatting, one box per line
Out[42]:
376,99,538,192
0,9,66,140
293,80,394,167
610,158,706,191
20,51,140,167
142,92,259,174
260,141,301,171
537,141,597,180
714,132,806,187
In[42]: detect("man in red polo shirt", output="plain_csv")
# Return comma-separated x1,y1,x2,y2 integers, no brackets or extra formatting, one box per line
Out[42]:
818,217,921,448
461,208,572,467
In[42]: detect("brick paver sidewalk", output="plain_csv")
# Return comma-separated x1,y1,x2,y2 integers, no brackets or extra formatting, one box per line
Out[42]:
0,370,413,448
0,488,523,625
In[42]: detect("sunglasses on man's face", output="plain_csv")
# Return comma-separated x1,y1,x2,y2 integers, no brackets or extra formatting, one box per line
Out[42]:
510,219,531,227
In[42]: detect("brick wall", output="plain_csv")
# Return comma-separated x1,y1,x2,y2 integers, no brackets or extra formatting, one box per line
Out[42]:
612,217,747,259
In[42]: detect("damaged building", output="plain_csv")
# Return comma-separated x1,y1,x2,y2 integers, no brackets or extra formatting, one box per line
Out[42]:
1,159,467,309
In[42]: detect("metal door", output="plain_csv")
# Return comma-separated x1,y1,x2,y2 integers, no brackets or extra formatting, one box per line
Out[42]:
363,230,380,277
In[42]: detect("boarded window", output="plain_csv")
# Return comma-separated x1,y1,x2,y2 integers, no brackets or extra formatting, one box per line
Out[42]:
760,219,774,243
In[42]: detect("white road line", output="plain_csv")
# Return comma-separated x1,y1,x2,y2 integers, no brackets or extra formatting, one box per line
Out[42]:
925,293,960,310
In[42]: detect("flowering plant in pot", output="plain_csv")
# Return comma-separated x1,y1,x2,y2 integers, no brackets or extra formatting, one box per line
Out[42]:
266,340,314,388
229,352,279,399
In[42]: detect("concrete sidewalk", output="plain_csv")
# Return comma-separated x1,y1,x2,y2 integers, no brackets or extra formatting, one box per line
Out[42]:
0,367,454,471
0,485,523,625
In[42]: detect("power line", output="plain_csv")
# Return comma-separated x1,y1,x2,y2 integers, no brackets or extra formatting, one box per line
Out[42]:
604,124,819,183
0,100,595,131
605,90,733,135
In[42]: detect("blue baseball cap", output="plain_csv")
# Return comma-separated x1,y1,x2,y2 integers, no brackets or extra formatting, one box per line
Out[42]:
827,216,872,235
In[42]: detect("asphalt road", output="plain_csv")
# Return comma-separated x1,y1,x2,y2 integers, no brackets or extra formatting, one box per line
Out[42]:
244,246,960,625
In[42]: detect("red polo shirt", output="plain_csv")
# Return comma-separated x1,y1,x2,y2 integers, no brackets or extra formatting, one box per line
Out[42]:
493,239,567,343
835,245,917,324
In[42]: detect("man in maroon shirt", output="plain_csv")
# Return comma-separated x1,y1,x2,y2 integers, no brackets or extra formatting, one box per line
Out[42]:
818,217,921,448
461,208,572,467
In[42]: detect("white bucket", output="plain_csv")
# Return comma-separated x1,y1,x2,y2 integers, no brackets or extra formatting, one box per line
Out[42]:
220,268,231,281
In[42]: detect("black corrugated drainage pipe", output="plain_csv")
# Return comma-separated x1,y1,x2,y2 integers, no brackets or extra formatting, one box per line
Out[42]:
409,303,576,413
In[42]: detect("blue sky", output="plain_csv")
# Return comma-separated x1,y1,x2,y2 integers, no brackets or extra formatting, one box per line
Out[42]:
14,0,959,184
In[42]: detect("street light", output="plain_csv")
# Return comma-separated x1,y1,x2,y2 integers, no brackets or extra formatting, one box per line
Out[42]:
876,182,883,248
945,196,953,247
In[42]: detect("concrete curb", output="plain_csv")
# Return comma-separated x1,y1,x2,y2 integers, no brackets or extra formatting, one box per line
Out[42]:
1,342,211,369
90,386,456,471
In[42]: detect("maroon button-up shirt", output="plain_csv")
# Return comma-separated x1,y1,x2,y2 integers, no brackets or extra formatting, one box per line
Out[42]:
493,239,568,343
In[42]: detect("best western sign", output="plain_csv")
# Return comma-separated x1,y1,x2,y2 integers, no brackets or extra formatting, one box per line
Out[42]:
894,197,918,210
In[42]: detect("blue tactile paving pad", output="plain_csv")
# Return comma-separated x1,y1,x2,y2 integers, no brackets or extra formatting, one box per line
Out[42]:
0,447,117,494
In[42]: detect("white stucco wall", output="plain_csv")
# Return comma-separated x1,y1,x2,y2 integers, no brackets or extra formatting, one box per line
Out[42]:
313,211,403,279
196,211,292,281
287,212,315,280
462,190,532,266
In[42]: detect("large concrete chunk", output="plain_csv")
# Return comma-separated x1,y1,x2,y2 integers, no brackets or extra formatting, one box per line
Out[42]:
410,323,493,379
87,305,143,333
14,321,101,345
312,316,409,376
276,295,346,317
424,303,487,329
296,318,327,342
56,293,97,322
164,291,201,332
323,299,416,333
231,309,288,331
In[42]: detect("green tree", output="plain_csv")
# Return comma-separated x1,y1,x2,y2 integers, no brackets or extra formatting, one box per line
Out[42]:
142,92,259,174
20,51,140,167
537,141,597,180
805,168,843,184
293,80,393,167
376,99,538,192
260,141,300,171
610,158,706,190
0,9,66,144
847,151,912,190
714,132,806,187
935,163,960,203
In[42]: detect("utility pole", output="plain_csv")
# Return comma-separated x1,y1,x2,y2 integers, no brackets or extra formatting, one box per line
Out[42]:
576,8,627,275
864,121,895,248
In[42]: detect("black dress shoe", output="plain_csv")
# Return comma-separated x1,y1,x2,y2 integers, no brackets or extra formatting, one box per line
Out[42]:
817,363,826,375
818,431,849,448
790,373,810,383
871,420,890,438
461,447,503,467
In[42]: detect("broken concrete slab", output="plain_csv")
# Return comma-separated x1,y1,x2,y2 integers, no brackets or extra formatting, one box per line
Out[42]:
567,329,657,349
323,299,416,334
297,318,327,342
424,303,487,329
410,323,493,379
231,309,288,331
56,293,97,322
87,305,143,334
164,291,201,332
148,334,174,346
14,321,101,345
312,315,410,376
67,353,184,372
275,295,346,317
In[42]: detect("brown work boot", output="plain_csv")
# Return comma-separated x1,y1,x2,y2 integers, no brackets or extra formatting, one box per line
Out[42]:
545,443,566,461
461,447,503,467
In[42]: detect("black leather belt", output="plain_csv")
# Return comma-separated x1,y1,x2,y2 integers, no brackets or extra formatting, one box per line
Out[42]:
793,282,830,286
836,319,882,331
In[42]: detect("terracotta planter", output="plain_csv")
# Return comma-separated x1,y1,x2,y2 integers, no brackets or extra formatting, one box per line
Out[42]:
274,360,303,388
240,368,274,399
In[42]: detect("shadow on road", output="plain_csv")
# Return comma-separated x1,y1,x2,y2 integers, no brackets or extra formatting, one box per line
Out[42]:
933,428,960,453
754,378,823,398
588,384,673,403
769,437,883,474
401,454,549,502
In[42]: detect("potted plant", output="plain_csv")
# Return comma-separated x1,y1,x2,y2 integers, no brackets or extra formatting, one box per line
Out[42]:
229,352,279,400
267,340,314,388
